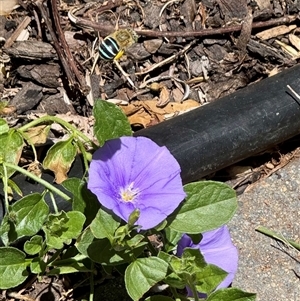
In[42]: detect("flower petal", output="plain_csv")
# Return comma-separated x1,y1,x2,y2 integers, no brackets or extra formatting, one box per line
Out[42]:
88,136,186,230
177,226,238,290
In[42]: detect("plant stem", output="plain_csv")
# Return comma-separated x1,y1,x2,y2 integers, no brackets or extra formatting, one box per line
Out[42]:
2,163,9,212
49,191,59,214
256,226,300,250
187,280,199,301
3,162,71,202
89,261,95,301
20,131,38,162
17,115,96,148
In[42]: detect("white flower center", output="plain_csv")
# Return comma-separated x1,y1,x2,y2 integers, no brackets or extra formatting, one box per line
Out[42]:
120,182,140,202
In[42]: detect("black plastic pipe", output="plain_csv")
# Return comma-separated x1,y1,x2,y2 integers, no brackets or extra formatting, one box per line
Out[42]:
1,64,300,223
135,64,300,183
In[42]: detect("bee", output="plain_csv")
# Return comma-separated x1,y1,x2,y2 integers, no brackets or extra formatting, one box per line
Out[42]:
99,29,138,61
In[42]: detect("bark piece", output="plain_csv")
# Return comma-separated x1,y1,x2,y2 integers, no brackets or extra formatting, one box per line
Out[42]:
180,0,196,30
37,94,72,114
247,39,289,63
10,82,43,114
17,64,61,88
217,0,248,21
4,41,57,60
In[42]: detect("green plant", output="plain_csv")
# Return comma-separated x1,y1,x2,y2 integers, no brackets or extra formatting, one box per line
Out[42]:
0,100,256,300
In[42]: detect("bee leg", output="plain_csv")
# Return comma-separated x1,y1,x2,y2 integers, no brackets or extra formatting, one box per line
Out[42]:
113,59,136,89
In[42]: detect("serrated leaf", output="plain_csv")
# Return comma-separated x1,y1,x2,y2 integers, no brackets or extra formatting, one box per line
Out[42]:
0,129,24,177
125,257,168,301
168,181,237,233
76,228,143,265
93,100,132,146
44,211,85,249
43,137,77,184
0,247,29,289
206,287,256,300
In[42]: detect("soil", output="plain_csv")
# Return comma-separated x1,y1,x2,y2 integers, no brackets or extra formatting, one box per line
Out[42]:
1,0,300,300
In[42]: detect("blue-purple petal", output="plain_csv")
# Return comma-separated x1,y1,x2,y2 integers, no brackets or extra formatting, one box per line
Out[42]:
177,225,238,291
88,136,186,230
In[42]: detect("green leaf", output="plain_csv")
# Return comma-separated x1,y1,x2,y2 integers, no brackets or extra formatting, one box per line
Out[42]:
125,257,169,301
0,193,49,244
0,118,9,135
178,248,227,293
0,129,24,177
163,227,183,253
206,287,257,300
43,137,77,184
168,181,237,233
93,100,132,146
30,257,47,274
157,251,186,289
76,228,143,265
24,235,43,255
62,177,100,225
7,178,23,197
90,208,120,241
48,264,90,274
48,256,91,274
195,263,227,294
0,247,29,289
43,211,86,249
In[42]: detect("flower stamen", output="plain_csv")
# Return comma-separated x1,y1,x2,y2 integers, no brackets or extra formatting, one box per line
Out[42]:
120,182,140,202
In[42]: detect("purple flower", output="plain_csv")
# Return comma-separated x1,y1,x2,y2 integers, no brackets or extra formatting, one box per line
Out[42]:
88,136,186,230
177,225,238,292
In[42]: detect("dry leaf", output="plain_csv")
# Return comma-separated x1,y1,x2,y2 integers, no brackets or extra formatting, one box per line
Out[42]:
157,86,170,107
25,125,50,145
27,161,42,178
128,110,153,128
138,99,200,116
172,88,184,101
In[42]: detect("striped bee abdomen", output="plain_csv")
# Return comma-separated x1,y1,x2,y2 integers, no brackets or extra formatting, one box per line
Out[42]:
99,37,120,60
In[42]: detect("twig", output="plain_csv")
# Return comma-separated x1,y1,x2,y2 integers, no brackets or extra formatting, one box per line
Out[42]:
35,0,77,89
4,16,31,48
135,42,195,75
68,10,297,38
32,8,42,40
49,0,90,95
159,0,184,43
113,60,136,89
